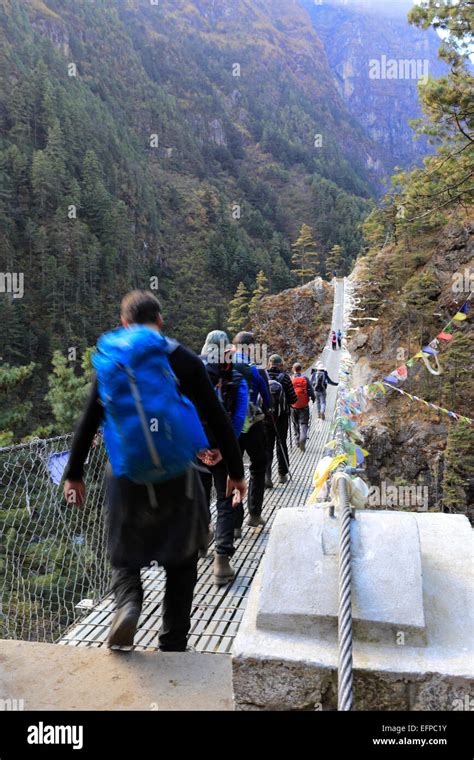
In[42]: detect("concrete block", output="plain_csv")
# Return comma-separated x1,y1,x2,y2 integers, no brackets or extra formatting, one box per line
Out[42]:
233,510,474,711
257,508,426,646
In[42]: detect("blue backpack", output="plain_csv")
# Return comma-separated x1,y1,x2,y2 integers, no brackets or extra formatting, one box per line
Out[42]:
92,326,209,484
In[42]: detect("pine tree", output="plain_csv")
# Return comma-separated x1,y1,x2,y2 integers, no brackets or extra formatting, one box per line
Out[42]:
249,270,269,319
81,149,112,241
441,331,473,411
0,362,36,445
31,121,66,213
443,422,474,518
325,244,345,278
45,351,92,432
227,281,250,337
291,223,319,283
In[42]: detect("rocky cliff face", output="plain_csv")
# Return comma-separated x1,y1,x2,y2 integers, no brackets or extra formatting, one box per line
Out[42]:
253,277,334,368
302,0,447,175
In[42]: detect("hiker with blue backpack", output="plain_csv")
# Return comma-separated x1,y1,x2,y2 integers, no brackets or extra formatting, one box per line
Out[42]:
63,291,246,651
231,331,272,530
264,354,297,489
200,330,249,585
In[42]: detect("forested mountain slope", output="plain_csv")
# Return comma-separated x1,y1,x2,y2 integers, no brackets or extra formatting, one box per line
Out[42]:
0,0,381,434
0,0,459,440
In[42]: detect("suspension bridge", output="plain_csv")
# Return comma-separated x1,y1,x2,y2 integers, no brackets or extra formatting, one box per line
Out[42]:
1,278,471,711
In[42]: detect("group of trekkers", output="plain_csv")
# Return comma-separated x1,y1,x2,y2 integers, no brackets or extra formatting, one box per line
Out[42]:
63,290,339,653
331,329,343,350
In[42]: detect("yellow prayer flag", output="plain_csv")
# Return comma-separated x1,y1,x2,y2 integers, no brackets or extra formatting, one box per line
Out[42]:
307,454,347,504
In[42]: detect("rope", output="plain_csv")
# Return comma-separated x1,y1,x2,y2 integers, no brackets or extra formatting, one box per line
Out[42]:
337,475,353,711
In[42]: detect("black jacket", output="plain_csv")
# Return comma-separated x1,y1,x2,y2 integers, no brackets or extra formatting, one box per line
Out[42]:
267,366,297,408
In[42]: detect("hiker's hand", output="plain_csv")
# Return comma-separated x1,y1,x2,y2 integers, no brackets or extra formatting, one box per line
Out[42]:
64,479,86,507
198,449,222,466
226,477,247,506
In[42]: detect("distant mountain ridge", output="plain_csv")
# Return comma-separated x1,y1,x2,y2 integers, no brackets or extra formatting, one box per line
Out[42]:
301,0,447,174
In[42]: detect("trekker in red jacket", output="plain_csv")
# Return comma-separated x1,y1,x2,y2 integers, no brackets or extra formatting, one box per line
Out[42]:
290,363,315,453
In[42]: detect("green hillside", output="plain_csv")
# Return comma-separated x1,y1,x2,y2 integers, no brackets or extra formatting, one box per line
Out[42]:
0,0,378,436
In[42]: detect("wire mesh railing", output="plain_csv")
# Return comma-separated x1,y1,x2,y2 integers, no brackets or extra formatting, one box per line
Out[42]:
0,434,110,643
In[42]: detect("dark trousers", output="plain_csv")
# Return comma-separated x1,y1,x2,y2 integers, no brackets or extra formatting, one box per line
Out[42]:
236,421,266,526
264,413,290,477
111,554,198,651
337,338,342,348
291,406,310,445
105,466,209,652
200,459,235,557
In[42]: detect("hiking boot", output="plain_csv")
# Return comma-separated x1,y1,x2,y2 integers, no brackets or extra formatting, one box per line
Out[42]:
297,440,306,453
107,602,141,648
247,514,266,528
265,474,274,489
320,411,325,421
234,528,242,540
199,525,214,558
213,554,235,586
158,644,195,653
278,473,288,484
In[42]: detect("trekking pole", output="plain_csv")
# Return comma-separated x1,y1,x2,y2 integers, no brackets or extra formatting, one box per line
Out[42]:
270,414,293,481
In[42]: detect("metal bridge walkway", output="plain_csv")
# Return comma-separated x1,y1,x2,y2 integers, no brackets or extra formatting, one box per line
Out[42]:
59,281,345,654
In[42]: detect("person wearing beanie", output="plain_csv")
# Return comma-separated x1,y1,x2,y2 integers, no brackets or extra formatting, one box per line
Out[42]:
199,329,249,585
231,331,272,530
264,354,297,488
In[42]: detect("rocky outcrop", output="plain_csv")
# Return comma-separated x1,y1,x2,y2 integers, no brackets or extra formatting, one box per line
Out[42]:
253,278,333,368
30,7,70,56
